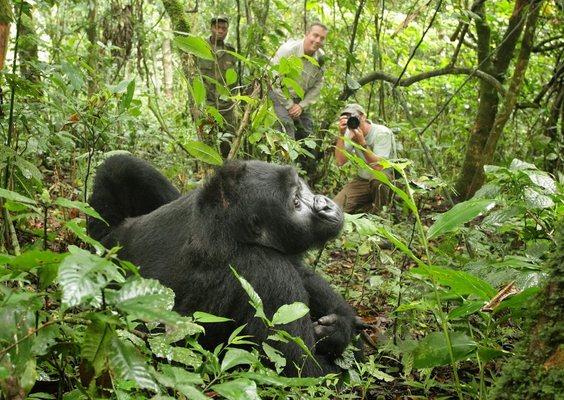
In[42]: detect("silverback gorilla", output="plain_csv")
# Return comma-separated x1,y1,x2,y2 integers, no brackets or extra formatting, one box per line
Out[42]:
87,154,359,376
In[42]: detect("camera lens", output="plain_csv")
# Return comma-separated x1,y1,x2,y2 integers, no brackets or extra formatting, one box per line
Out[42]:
346,115,360,130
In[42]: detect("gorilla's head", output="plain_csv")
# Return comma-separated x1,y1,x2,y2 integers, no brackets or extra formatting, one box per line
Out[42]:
199,160,343,254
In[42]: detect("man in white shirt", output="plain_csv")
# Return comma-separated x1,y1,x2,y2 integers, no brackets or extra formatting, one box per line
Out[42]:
334,103,397,213
269,23,328,140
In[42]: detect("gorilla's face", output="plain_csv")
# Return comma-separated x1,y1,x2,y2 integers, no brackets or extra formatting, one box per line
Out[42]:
200,161,344,254
244,162,343,254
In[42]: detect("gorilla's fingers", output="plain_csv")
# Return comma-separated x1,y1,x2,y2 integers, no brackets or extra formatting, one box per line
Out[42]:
317,314,339,326
314,324,335,338
354,316,372,330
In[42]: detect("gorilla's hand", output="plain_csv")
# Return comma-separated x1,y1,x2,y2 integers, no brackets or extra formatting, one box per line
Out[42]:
313,313,355,358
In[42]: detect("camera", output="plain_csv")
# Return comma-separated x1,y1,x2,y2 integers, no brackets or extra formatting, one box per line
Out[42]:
346,114,360,130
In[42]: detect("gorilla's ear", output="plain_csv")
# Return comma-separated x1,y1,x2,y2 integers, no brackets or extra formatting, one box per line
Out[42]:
199,162,247,208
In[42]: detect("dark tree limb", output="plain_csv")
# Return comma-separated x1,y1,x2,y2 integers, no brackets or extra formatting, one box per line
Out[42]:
339,66,504,100
449,23,469,67
532,35,564,52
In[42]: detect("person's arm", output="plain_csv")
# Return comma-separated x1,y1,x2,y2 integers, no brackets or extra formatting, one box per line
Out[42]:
298,74,323,110
334,116,349,166
350,129,385,171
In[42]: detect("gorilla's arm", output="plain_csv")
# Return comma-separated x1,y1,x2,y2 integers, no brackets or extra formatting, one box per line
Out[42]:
292,262,357,359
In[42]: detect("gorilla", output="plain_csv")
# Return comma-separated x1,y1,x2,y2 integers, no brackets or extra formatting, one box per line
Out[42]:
88,154,360,376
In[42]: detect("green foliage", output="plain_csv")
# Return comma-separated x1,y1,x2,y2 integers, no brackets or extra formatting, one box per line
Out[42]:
1,0,562,398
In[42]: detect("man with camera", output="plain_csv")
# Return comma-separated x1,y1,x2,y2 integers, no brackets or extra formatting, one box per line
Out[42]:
334,103,397,213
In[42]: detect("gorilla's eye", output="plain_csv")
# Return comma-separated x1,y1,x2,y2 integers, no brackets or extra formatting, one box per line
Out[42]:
293,194,301,209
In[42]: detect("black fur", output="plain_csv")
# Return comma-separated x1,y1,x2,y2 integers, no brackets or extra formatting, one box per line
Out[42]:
88,154,358,376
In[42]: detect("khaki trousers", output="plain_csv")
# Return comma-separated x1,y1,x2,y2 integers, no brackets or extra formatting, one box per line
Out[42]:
333,178,390,214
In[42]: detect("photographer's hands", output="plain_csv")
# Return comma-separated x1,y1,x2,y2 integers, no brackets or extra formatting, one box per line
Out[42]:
350,129,366,146
338,116,366,146
338,115,348,134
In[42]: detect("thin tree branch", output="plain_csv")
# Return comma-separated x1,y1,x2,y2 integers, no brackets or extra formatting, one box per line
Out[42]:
227,81,261,159
344,0,366,78
532,35,564,52
394,0,443,87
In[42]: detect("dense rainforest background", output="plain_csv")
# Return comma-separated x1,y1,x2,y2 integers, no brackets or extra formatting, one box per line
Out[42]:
0,0,562,398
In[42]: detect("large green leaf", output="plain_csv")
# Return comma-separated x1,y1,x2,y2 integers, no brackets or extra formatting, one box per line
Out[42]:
427,199,496,240
191,76,206,105
225,68,237,85
211,378,260,400
282,77,304,99
109,337,158,391
185,140,223,166
193,311,232,323
271,302,309,325
81,319,115,376
13,155,43,181
448,300,485,320
237,372,322,387
220,348,258,372
0,305,36,375
65,220,105,255
174,35,213,60
523,187,554,209
119,79,136,111
6,249,64,272
57,246,123,309
262,343,286,373
0,187,36,205
410,264,496,300
112,278,178,323
231,267,267,321
54,198,104,220
412,331,477,369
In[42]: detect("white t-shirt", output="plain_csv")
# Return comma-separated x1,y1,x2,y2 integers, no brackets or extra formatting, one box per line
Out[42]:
343,123,396,180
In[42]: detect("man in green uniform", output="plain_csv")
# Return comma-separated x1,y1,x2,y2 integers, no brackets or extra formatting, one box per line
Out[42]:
198,16,237,158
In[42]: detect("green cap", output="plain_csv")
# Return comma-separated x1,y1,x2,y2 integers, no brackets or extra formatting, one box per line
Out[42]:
211,16,229,24
341,103,366,115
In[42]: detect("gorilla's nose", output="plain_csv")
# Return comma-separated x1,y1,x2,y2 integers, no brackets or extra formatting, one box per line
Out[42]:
314,195,340,213
313,195,343,224
313,195,330,212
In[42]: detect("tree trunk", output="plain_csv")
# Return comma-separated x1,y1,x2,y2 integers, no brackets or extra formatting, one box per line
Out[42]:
18,9,40,83
162,34,173,99
477,0,543,178
0,0,11,71
455,0,531,199
161,0,192,79
543,62,563,173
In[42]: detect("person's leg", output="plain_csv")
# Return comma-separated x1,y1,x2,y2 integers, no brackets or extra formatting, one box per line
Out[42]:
269,94,296,139
369,180,391,212
295,109,314,140
333,178,372,213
